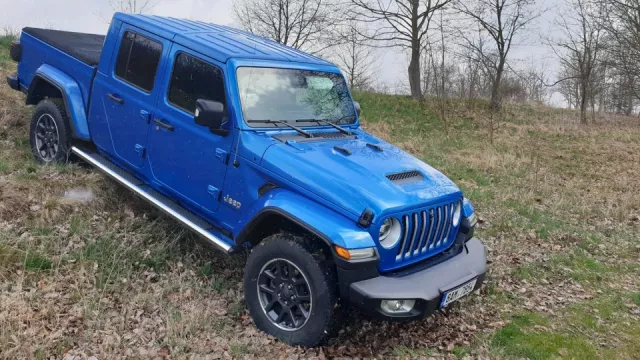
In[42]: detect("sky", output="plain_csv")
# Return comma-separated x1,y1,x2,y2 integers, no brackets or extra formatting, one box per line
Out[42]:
0,0,565,106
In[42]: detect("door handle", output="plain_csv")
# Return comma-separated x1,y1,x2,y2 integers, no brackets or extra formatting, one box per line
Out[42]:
154,119,174,132
107,93,124,105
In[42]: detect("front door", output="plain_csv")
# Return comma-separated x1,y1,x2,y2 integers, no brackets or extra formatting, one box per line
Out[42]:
146,46,232,214
95,26,169,169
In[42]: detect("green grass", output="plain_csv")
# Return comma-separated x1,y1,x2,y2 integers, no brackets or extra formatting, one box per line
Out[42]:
68,214,89,236
31,226,54,236
566,296,627,333
0,159,8,174
513,249,615,285
0,35,17,66
491,313,599,360
229,342,250,358
24,251,54,271
551,251,613,283
504,199,564,239
74,228,175,288
490,293,640,359
392,345,436,358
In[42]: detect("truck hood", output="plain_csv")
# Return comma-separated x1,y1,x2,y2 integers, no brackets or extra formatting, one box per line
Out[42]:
260,131,461,219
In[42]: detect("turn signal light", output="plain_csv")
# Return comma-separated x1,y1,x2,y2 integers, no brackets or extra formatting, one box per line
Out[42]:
334,246,376,261
334,245,351,260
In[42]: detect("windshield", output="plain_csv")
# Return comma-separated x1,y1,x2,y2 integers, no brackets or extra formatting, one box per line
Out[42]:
237,67,356,127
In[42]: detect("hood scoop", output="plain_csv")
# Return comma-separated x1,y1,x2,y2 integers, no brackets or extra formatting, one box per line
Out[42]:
273,131,356,143
386,170,424,185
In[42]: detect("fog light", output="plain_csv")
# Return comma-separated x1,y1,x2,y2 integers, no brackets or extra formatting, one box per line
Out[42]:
380,299,416,314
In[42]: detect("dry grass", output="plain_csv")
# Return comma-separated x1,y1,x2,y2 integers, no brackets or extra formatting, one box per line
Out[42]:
1,46,639,359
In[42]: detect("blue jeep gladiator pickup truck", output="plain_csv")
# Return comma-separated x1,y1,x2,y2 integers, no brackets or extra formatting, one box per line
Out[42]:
7,13,486,347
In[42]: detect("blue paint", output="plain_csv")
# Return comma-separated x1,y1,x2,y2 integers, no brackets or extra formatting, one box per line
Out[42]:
31,65,92,140
12,13,478,273
463,197,475,218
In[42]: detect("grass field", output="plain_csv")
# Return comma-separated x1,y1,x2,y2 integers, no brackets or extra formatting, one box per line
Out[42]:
1,35,639,359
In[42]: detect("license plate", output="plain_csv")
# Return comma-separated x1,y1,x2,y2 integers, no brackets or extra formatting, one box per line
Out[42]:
440,278,477,308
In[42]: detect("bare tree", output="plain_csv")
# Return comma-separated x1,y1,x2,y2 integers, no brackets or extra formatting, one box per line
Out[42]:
233,0,341,53
600,1,640,106
551,0,604,124
334,22,378,90
109,0,159,13
427,9,451,134
454,40,485,99
455,0,541,111
349,0,454,99
522,58,550,103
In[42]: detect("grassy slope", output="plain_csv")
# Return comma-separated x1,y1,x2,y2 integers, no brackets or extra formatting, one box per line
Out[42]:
1,39,639,359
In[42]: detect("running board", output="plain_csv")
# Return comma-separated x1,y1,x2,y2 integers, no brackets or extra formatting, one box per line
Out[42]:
71,146,234,254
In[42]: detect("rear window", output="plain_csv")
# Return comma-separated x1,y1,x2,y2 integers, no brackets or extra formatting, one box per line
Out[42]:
168,52,226,114
114,31,162,92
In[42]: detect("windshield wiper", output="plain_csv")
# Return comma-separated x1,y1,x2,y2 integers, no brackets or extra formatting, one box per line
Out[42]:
247,119,313,138
295,118,355,135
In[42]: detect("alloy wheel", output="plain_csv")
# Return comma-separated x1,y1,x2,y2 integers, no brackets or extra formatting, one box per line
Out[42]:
257,258,312,331
34,113,60,162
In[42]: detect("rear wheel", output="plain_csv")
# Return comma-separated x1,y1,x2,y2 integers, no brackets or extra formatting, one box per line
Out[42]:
244,233,338,347
29,99,71,164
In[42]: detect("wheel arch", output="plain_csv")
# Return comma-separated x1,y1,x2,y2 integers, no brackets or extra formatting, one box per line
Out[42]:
235,189,377,251
26,65,91,141
236,207,334,249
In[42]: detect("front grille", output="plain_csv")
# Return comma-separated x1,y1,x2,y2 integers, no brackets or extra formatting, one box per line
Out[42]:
386,170,423,184
395,202,458,262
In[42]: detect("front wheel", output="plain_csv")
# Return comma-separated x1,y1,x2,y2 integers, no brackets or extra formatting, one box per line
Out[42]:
244,233,338,347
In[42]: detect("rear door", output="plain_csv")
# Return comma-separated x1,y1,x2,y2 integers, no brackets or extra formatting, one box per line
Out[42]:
90,26,169,169
146,45,233,214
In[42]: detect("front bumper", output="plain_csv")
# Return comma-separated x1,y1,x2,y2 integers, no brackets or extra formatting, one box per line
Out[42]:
347,238,486,320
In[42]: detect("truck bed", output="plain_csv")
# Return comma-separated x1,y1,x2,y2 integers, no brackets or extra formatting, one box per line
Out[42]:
17,28,106,110
22,28,105,66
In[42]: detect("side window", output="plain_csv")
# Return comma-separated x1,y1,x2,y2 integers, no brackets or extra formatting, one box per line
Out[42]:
168,53,226,114
114,31,162,92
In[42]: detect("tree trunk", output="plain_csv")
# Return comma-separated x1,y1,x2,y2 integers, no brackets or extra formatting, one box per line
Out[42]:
489,58,505,111
625,92,633,116
408,43,422,100
580,83,588,124
597,91,604,116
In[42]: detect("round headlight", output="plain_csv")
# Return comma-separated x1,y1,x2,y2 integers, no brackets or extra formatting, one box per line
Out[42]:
379,218,402,249
452,201,462,226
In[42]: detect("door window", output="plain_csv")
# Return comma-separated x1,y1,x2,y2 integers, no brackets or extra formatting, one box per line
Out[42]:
168,52,226,114
114,31,162,92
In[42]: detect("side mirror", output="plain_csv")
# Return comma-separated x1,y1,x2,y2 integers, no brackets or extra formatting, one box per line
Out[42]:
353,101,361,117
195,99,225,130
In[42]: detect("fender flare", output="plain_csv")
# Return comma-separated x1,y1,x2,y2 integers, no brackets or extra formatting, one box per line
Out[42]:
27,64,91,140
235,189,376,250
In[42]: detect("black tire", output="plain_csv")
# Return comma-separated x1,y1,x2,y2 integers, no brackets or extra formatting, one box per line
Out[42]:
244,233,338,347
29,99,71,164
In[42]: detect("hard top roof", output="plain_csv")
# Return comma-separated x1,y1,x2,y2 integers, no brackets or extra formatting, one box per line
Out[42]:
114,13,333,66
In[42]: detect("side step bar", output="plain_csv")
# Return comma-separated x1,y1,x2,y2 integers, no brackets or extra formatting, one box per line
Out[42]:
71,146,234,254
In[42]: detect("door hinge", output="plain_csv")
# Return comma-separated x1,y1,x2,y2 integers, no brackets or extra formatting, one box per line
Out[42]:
207,185,220,199
139,110,151,124
134,144,146,159
215,148,228,164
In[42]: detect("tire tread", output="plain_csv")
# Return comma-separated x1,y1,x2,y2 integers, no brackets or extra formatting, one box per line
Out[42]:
29,98,72,164
244,232,338,347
